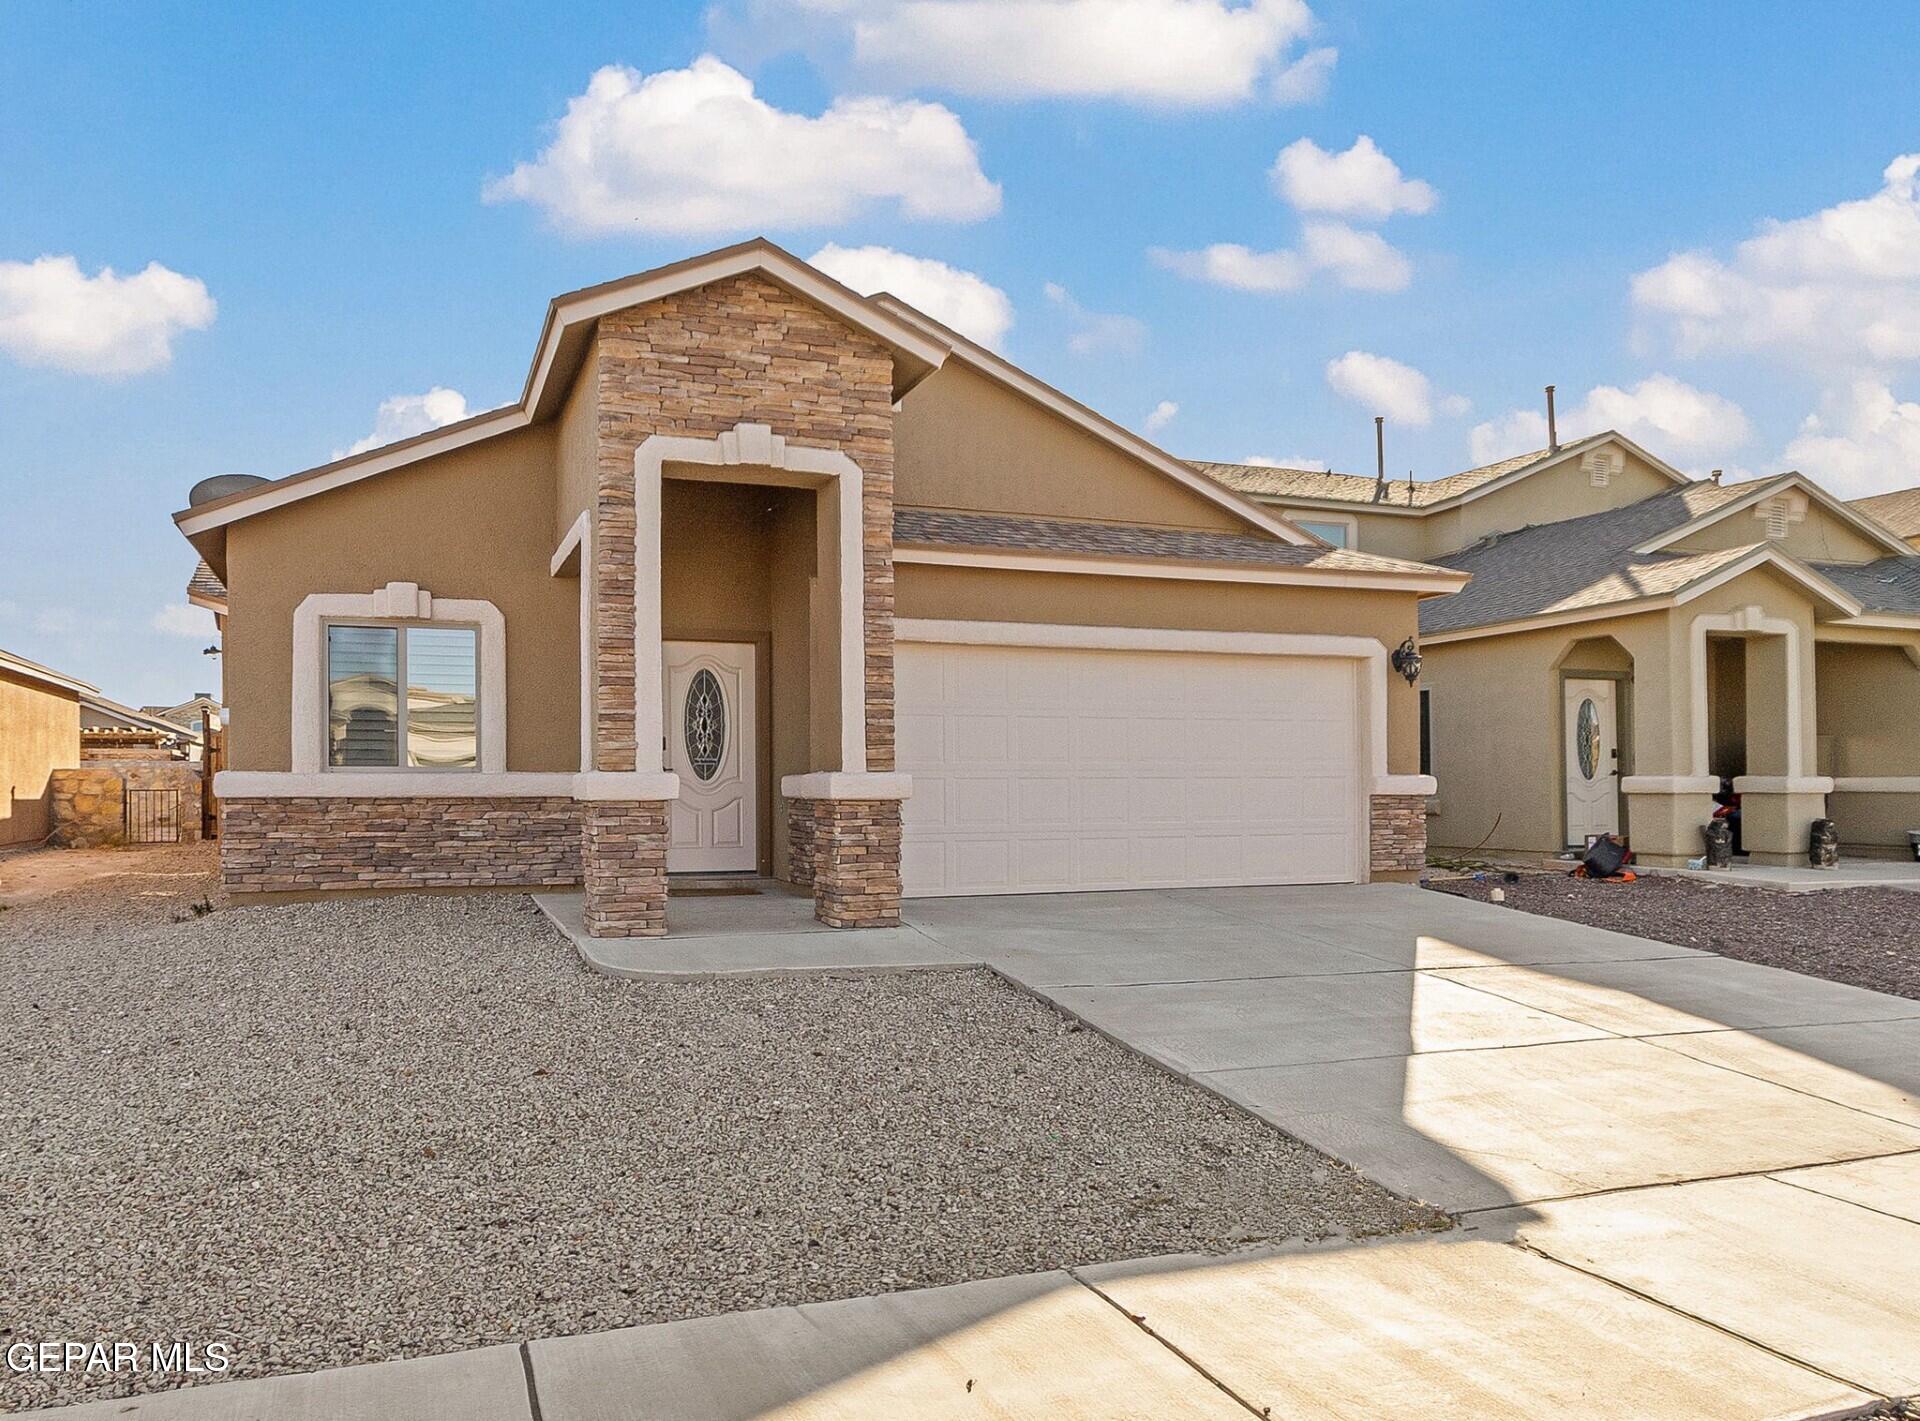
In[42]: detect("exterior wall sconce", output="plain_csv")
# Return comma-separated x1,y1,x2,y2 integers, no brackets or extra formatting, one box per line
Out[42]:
1391,637,1423,685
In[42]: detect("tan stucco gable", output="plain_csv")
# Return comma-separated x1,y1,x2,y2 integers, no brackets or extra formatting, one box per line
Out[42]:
895,361,1247,533
1656,477,1908,565
1420,443,1677,559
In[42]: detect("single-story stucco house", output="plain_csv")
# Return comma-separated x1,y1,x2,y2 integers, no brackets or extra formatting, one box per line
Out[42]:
0,647,88,847
1202,437,1920,865
173,240,1467,935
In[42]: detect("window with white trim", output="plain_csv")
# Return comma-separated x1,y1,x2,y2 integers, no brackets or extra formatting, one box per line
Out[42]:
1296,519,1352,548
326,623,479,768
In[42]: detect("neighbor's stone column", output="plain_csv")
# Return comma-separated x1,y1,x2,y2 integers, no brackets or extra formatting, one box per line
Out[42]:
781,773,910,928
582,800,670,937
1368,794,1428,878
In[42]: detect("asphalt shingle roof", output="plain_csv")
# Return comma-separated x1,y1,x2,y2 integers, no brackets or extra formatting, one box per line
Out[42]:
1190,449,1552,509
1813,556,1920,613
1419,481,1764,634
188,560,227,604
894,508,1450,577
1852,486,1920,539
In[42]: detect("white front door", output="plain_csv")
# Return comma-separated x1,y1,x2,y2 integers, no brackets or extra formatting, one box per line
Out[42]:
664,641,757,872
896,641,1363,896
1563,678,1620,846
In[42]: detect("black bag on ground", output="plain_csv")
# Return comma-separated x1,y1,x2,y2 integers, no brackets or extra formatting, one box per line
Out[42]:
1580,835,1630,880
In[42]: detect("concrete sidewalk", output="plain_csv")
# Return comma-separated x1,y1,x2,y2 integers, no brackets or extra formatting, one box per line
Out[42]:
25,883,1920,1419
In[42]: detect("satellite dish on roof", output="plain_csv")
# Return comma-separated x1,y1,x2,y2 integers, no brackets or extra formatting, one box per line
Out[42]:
188,473,270,507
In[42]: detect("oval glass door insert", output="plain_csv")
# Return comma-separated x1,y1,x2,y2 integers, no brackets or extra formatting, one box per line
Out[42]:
1575,697,1600,780
684,669,726,782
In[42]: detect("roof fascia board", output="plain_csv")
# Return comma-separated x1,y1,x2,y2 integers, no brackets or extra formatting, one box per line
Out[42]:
1667,544,1864,616
894,545,1471,595
1633,471,1914,558
176,241,952,538
1245,490,1427,517
0,650,97,697
874,296,1316,546
1422,596,1680,644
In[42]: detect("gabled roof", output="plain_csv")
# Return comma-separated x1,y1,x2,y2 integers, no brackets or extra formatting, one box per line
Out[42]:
187,560,228,612
0,646,96,697
1194,432,1691,516
1853,485,1920,539
870,296,1316,546
80,693,201,740
1634,471,1915,558
894,509,1470,594
1815,555,1920,615
174,240,955,558
1420,483,1867,638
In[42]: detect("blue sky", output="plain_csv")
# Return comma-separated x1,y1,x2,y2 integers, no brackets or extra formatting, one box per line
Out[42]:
4,0,1918,706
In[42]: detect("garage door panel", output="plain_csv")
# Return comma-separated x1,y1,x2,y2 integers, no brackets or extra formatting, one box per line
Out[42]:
899,643,1362,897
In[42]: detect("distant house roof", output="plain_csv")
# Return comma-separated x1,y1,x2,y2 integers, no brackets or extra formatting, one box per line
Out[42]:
1417,481,1892,636
0,646,96,698
1853,486,1920,539
80,693,202,741
894,509,1468,592
1192,433,1689,513
187,560,228,608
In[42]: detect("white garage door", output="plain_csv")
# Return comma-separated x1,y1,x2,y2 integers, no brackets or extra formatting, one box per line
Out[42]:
897,640,1363,897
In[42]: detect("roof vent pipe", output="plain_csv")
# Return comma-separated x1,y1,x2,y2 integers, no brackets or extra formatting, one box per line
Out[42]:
1710,468,1724,483
1545,385,1559,453
1373,416,1386,503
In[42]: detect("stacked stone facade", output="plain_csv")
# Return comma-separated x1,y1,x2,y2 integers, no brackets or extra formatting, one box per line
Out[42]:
222,798,578,893
1368,794,1428,875
581,800,669,936
792,798,903,928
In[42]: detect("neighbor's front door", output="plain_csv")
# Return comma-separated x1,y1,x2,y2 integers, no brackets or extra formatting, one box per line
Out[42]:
1563,678,1620,847
664,641,757,872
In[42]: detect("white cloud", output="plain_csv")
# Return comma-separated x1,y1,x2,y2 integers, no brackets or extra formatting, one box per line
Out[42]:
339,387,471,459
1782,380,1920,499
153,604,216,639
1632,153,1920,369
1467,374,1751,466
1143,399,1179,433
1270,136,1435,219
486,57,1000,236
1152,221,1411,295
1043,281,1146,355
1324,351,1460,426
0,255,214,375
751,0,1322,107
809,244,1013,348
1269,45,1337,104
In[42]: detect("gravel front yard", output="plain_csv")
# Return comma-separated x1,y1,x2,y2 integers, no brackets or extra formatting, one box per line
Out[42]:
2,847,1442,1412
1428,871,1920,1000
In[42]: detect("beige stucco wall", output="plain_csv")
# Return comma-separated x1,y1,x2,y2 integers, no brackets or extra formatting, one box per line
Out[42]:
555,362,596,547
1818,636,1920,851
895,564,1424,773
896,362,1245,533
0,670,81,845
1419,449,1675,559
1666,498,1888,563
224,422,581,773
1272,506,1429,561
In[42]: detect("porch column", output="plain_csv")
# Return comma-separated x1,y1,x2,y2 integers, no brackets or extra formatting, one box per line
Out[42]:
782,772,910,927
1620,615,1716,866
1734,631,1832,865
577,774,680,937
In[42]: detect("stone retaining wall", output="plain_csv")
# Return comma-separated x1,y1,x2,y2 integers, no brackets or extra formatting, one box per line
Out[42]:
50,762,202,847
221,797,580,894
1369,794,1428,875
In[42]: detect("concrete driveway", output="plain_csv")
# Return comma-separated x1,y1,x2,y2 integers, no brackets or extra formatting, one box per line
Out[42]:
36,882,1920,1420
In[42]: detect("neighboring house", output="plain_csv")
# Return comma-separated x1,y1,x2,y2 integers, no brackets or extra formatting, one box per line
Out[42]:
1852,486,1920,551
0,648,88,847
1204,438,1920,864
141,692,222,733
80,694,203,762
173,239,1466,935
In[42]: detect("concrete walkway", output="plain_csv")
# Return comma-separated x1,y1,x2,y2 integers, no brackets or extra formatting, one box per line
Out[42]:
29,883,1920,1419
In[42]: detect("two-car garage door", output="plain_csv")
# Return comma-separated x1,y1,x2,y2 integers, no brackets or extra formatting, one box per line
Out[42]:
897,639,1363,897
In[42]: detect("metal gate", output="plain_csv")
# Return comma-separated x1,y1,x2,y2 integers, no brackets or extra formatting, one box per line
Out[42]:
125,789,183,845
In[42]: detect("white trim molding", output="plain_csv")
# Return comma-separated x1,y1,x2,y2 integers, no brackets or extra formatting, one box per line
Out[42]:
636,423,868,776
896,615,1399,800
1687,604,1807,780
892,546,1467,596
292,583,506,775
218,771,680,801
1732,775,1834,795
1372,774,1437,796
1831,777,1920,794
1621,775,1721,795
780,772,913,801
552,511,593,771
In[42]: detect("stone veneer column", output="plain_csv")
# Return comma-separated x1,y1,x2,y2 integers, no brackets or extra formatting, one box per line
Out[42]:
1368,795,1428,877
582,800,669,937
804,798,903,928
